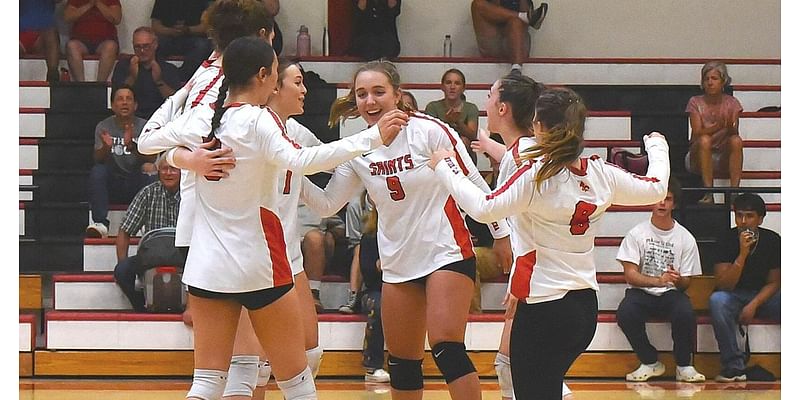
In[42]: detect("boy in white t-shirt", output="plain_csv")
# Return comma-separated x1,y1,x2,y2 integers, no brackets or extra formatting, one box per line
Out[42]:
615,178,706,383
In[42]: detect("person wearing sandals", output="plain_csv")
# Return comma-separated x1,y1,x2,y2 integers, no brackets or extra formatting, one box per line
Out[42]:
615,178,706,383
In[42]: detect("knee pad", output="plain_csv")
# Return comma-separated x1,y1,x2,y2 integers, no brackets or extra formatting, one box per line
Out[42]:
305,345,324,378
387,355,423,391
223,355,260,397
187,369,227,400
494,352,513,398
257,360,272,387
431,342,476,384
276,366,317,400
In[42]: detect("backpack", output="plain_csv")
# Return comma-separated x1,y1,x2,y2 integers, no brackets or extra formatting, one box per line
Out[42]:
136,227,186,313
136,227,185,271
608,147,649,175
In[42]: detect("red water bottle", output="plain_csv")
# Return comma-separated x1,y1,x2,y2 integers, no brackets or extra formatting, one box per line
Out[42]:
60,67,70,82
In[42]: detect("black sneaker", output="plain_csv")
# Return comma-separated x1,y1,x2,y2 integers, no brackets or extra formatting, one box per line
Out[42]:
528,2,549,30
715,368,746,382
338,291,360,314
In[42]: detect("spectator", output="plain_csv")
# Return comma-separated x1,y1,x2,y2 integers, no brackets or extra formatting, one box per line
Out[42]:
304,193,367,312
149,0,214,81
262,0,283,55
615,178,706,382
347,0,401,60
471,0,548,73
710,193,780,382
113,155,181,311
425,68,480,162
401,91,419,111
86,85,155,238
64,0,121,82
20,0,63,84
357,208,390,383
685,61,744,204
337,191,372,314
112,26,182,119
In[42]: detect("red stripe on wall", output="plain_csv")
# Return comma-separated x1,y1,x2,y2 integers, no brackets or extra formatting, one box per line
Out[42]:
443,196,475,260
259,208,293,287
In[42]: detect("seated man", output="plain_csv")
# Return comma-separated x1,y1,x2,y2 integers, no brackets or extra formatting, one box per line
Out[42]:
20,0,62,84
113,154,181,311
86,85,155,238
615,178,706,382
63,0,121,82
471,0,548,72
149,0,213,80
111,26,182,120
710,193,780,382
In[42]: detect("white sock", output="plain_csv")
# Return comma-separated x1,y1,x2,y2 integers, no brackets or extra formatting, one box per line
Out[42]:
518,12,529,24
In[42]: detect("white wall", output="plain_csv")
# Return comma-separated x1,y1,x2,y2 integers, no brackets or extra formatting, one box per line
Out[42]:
60,0,779,58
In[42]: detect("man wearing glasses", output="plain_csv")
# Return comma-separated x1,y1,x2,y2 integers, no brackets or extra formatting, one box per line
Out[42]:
112,26,182,119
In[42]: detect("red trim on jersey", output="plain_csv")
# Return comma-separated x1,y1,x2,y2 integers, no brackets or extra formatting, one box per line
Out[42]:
191,68,224,108
487,161,533,200
412,113,469,175
510,250,536,300
511,137,523,168
265,107,302,149
260,208,293,287
567,157,589,176
443,196,475,260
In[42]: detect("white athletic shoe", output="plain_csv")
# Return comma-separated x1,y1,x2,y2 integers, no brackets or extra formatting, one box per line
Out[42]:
626,361,666,382
365,368,390,383
86,222,108,238
676,365,706,382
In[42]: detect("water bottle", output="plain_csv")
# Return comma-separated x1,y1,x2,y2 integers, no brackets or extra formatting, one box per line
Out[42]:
322,26,329,56
443,34,452,57
296,25,311,57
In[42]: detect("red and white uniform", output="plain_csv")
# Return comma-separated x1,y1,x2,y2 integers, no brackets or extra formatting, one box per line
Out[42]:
138,57,224,247
140,103,385,292
301,112,510,283
434,136,670,304
275,118,325,275
498,136,538,274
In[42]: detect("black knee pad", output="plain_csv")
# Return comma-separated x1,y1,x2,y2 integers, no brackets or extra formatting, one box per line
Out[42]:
431,341,476,383
387,355,423,391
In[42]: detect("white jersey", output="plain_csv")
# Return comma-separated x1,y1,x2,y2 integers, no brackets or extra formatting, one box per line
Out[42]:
616,219,702,296
434,135,670,304
138,57,224,247
276,118,324,275
498,136,538,274
302,112,510,283
140,103,384,292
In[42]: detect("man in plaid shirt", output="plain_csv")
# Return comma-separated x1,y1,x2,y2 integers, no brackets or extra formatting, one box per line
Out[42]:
113,154,180,311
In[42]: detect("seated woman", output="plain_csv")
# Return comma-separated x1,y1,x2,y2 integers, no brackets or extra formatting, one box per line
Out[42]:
425,68,480,162
685,61,744,204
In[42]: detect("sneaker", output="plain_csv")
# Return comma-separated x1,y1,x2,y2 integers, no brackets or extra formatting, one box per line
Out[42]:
365,368,390,383
86,222,108,238
528,2,549,29
697,193,715,205
311,289,324,313
626,361,665,382
715,368,746,382
676,365,706,382
338,291,360,314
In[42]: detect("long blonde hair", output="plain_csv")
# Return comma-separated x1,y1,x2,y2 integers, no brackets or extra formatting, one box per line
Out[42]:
328,59,413,127
520,87,587,191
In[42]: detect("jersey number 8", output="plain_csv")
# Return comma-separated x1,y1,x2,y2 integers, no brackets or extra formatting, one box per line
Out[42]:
569,200,597,235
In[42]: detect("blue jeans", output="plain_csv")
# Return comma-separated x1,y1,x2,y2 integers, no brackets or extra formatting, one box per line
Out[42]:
113,255,146,312
88,163,152,226
708,289,781,371
361,290,385,371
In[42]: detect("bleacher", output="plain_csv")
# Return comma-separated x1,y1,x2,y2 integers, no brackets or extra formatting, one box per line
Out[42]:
19,53,781,380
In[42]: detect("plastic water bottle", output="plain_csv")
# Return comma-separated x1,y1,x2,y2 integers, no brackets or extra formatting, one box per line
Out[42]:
296,25,311,57
443,34,452,57
322,26,329,56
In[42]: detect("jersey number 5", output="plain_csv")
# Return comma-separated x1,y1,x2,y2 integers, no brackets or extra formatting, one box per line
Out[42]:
569,200,597,235
386,176,405,201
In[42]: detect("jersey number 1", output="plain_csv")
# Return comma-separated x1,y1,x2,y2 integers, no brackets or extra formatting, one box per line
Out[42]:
569,201,597,235
282,171,293,194
386,176,405,201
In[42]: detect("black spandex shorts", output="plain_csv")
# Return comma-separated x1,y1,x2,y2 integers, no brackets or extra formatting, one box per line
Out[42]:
188,283,294,310
409,257,477,285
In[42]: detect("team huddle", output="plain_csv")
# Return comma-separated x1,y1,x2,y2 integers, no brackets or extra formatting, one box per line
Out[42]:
138,1,670,399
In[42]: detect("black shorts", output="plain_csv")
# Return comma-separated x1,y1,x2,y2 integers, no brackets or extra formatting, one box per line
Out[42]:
409,257,477,285
188,283,294,310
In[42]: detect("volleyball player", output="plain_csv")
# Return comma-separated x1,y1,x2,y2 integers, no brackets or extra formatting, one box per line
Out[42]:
299,59,513,400
430,87,670,399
